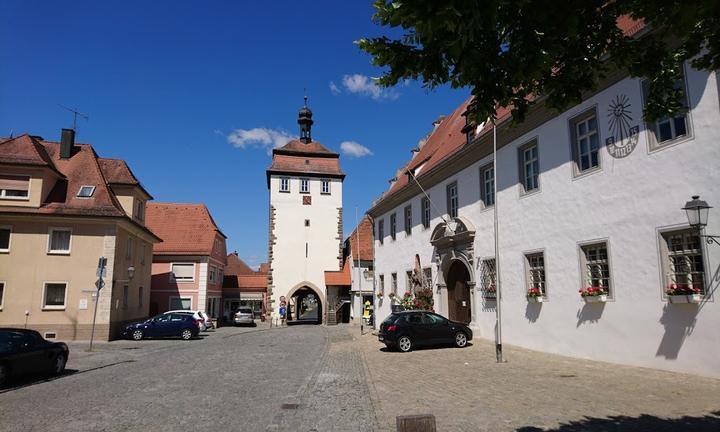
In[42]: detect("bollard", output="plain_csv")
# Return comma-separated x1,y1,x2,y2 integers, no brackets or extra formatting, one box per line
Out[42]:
396,414,436,432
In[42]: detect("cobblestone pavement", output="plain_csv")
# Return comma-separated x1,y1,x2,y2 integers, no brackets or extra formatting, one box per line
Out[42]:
356,327,720,431
0,323,375,432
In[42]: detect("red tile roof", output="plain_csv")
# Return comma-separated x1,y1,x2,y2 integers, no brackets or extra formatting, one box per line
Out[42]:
373,16,647,211
225,252,256,275
267,139,344,184
97,158,153,199
145,203,226,255
223,252,268,291
346,215,374,261
0,135,158,242
325,257,351,286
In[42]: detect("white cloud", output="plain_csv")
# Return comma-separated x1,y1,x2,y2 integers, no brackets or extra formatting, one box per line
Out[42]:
227,127,296,154
340,140,373,158
333,74,399,101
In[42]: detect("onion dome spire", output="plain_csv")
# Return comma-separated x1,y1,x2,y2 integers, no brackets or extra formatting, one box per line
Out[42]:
298,95,314,144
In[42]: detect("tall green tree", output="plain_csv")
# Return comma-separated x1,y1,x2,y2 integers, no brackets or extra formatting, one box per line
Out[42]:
359,1,720,123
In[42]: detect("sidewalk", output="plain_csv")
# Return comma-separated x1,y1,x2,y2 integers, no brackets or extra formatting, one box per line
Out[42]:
353,329,720,431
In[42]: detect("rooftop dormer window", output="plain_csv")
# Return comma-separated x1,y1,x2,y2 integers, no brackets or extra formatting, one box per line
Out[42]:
0,174,30,199
77,185,96,198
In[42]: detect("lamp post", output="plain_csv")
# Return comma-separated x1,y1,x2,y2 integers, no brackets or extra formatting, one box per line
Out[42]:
683,195,720,246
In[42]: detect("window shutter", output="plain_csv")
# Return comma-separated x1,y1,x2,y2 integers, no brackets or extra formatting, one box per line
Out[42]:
172,264,194,279
0,175,30,191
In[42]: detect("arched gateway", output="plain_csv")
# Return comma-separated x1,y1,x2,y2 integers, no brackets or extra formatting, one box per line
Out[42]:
430,217,476,325
287,283,324,324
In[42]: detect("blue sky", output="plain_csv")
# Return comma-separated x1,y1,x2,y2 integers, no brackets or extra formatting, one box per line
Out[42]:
0,0,469,269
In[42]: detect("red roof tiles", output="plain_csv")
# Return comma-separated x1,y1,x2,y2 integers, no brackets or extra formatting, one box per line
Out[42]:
145,203,226,255
223,252,268,291
325,257,351,286
267,139,344,183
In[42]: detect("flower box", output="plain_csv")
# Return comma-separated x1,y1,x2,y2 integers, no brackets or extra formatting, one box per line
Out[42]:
527,296,544,303
583,294,607,303
668,294,702,304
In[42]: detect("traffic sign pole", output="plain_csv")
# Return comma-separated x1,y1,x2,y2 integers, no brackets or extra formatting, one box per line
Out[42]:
88,257,107,352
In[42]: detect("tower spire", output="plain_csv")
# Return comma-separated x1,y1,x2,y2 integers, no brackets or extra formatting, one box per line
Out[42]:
298,94,314,144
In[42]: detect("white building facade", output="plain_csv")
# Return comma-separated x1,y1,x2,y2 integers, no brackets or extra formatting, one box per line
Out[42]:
267,101,345,323
368,63,720,378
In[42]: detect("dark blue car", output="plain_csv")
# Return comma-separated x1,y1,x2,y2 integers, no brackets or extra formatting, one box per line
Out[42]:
122,313,200,341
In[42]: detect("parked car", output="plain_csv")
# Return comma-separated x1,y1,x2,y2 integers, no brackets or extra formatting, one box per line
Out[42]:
198,311,214,330
378,310,473,353
164,310,208,331
0,328,69,387
123,313,200,341
234,307,256,326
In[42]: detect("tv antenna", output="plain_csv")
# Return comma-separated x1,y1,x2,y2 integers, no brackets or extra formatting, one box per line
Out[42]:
59,104,89,131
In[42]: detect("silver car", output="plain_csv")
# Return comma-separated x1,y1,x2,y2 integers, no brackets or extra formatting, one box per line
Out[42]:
234,307,255,326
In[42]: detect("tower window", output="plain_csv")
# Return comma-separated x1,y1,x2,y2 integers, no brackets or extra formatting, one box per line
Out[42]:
300,179,309,193
280,177,290,192
305,219,310,227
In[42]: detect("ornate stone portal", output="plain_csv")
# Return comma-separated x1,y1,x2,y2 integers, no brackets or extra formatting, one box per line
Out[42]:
430,217,476,323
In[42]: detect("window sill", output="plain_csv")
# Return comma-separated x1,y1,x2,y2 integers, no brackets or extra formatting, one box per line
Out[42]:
42,306,66,311
519,188,541,200
47,251,71,255
279,190,290,193
299,191,310,195
320,192,331,195
0,196,30,201
572,166,602,181
479,204,494,213
171,280,195,284
0,249,9,253
647,133,694,155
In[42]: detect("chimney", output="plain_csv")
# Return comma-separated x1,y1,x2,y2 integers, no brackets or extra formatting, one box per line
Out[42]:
60,128,75,159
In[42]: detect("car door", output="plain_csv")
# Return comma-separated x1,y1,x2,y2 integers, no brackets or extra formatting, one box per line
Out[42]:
149,314,171,337
13,332,48,375
405,313,431,346
167,314,187,336
424,313,453,344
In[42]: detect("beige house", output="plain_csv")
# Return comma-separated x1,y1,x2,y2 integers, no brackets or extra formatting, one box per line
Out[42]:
0,130,160,340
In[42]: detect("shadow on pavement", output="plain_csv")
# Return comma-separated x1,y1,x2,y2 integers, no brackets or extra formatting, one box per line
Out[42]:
517,411,720,432
0,360,136,394
378,343,474,353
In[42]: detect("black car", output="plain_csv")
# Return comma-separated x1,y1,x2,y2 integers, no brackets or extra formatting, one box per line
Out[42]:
378,310,473,352
0,328,69,387
122,313,201,341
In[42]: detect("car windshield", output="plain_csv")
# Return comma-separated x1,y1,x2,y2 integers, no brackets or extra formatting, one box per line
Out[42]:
238,308,252,314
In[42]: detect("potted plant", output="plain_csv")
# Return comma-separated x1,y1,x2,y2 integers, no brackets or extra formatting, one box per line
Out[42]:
526,287,544,303
579,286,608,303
484,284,497,299
388,292,397,300
665,284,702,304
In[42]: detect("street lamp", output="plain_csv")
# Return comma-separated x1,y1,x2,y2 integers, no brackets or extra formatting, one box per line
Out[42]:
128,266,136,280
683,195,720,246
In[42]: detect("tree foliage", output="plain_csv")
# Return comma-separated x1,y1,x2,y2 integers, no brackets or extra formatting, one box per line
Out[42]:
358,1,720,123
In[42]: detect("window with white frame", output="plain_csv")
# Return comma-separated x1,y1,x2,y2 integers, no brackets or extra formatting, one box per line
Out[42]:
76,185,95,198
321,179,330,194
525,252,546,296
280,177,290,192
126,237,133,260
43,282,67,309
171,263,195,282
662,229,706,294
391,273,397,295
378,219,384,245
421,197,430,228
481,258,497,294
169,297,192,310
519,141,539,193
0,174,30,199
580,243,611,295
571,110,600,173
406,270,413,293
422,267,432,290
390,213,397,240
300,178,309,193
0,281,5,309
122,284,129,309
0,226,11,252
446,181,458,218
404,205,412,235
643,71,691,149
48,228,72,254
479,164,494,207
138,286,144,308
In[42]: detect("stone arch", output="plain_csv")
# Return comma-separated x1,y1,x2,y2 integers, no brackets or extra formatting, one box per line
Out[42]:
287,281,325,324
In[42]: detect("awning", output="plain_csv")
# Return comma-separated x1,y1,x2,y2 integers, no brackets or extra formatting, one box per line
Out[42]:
224,292,264,301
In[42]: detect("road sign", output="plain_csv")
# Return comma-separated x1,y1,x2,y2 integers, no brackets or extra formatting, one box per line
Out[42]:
95,279,105,290
96,257,107,278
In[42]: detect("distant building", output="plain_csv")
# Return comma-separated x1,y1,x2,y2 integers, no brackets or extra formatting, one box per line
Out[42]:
266,99,346,324
0,130,160,340
344,215,374,322
146,203,227,319
222,252,268,322
367,23,720,378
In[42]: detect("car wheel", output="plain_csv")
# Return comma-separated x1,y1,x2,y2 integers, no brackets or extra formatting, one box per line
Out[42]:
0,363,8,387
397,335,412,353
131,329,144,341
454,332,468,348
53,353,67,375
180,329,193,340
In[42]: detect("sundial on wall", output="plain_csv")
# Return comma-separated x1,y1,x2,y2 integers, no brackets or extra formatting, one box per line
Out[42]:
606,94,640,158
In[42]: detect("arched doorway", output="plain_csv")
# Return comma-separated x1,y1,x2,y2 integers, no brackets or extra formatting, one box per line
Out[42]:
446,260,471,324
288,286,323,325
